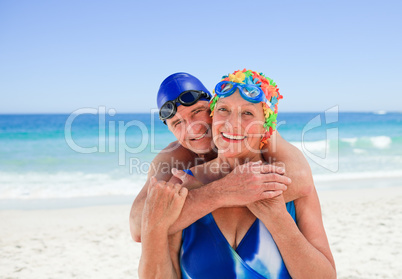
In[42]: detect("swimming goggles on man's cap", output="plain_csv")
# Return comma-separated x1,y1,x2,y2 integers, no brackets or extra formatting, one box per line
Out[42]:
159,90,211,123
214,81,273,110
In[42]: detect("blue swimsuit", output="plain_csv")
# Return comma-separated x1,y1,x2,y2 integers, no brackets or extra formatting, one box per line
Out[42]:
180,170,297,279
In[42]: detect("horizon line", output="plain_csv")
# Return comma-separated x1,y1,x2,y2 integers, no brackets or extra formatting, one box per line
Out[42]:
1,110,400,115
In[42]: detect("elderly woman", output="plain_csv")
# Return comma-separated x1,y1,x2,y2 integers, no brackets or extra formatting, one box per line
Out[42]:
139,70,336,278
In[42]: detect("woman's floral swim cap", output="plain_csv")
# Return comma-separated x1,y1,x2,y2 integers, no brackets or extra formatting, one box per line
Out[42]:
210,69,283,148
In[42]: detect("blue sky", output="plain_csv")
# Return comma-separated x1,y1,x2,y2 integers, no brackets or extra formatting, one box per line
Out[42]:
0,0,401,113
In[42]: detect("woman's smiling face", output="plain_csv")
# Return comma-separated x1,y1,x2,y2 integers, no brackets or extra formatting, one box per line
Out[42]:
212,90,266,158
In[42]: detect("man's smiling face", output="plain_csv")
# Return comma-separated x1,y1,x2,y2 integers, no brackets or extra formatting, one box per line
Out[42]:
166,100,213,155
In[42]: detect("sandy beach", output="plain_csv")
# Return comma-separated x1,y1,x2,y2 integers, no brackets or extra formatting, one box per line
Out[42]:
1,186,402,279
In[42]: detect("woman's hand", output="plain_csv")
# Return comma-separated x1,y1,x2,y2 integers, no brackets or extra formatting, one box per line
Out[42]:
247,193,287,223
249,188,337,278
141,177,188,234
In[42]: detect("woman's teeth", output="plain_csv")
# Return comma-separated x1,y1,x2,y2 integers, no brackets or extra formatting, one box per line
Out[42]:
222,132,246,140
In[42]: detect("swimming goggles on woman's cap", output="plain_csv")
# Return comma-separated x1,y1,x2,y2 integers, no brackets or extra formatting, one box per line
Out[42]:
214,81,271,106
159,90,211,123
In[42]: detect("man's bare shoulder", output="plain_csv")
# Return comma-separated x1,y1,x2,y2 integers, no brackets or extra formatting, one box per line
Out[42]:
149,141,198,178
157,141,197,162
264,131,314,197
264,131,302,161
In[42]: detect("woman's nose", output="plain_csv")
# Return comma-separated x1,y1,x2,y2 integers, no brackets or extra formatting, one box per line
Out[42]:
225,110,242,134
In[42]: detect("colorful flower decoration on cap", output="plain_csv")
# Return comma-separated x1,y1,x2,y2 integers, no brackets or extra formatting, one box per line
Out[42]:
210,69,283,149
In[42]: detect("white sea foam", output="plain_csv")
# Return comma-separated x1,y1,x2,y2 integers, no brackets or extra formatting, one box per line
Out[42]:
1,168,401,200
0,171,146,199
303,140,328,152
290,136,393,152
290,140,328,152
340,136,392,149
314,170,402,182
340,137,358,146
370,136,392,149
352,148,367,154
373,110,387,115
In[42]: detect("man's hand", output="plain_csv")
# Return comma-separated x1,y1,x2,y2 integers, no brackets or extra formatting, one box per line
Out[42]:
141,177,188,234
171,168,204,189
215,161,291,207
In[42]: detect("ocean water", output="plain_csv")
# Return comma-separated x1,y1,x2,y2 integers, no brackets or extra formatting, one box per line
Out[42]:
1,112,401,200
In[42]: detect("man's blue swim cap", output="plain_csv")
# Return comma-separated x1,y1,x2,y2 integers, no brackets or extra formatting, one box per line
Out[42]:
157,72,211,110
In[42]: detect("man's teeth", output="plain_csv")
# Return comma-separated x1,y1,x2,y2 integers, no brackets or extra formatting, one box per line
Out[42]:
193,130,208,140
222,133,246,140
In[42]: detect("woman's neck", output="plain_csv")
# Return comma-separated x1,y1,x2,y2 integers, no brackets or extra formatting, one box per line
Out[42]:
216,153,264,174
